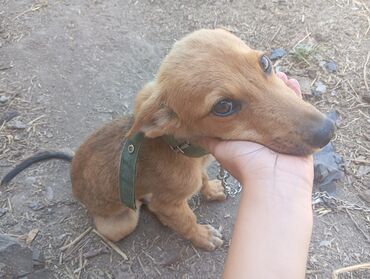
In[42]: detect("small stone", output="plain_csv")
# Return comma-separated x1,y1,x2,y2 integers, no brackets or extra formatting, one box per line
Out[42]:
314,33,327,42
28,201,45,211
6,119,27,129
359,189,370,204
0,235,33,277
0,95,9,103
314,142,344,196
293,76,311,95
307,69,317,79
312,81,327,95
362,94,370,104
45,132,53,138
83,246,110,259
0,208,7,217
0,110,19,124
14,134,22,141
326,111,339,124
25,177,37,186
32,249,45,268
356,165,370,177
324,61,337,73
319,239,333,248
45,186,54,201
269,48,287,61
319,61,326,68
0,235,51,277
0,262,16,278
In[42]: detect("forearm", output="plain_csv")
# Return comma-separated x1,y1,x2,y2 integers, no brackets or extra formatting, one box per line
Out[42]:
223,178,313,279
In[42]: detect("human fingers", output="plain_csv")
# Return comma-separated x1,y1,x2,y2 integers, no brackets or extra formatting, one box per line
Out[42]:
276,71,288,83
286,78,302,98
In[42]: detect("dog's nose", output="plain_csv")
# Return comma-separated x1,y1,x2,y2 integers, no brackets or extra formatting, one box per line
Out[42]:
310,117,336,148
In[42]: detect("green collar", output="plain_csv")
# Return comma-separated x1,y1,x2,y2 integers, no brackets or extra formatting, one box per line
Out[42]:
161,135,209,158
119,132,145,210
119,133,208,210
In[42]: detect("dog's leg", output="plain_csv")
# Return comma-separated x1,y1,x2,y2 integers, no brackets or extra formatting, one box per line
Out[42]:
200,173,226,201
93,202,141,242
148,199,223,251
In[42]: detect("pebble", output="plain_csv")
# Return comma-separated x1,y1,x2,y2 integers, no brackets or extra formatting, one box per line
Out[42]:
25,176,37,187
0,95,9,103
314,141,344,196
293,76,311,95
269,48,287,61
45,186,54,201
319,239,333,248
0,110,19,124
356,165,370,177
45,132,53,138
14,134,22,141
362,94,370,104
32,249,45,268
312,81,327,95
0,208,7,217
324,61,337,73
28,201,45,211
307,69,317,79
6,119,27,129
0,235,50,278
359,189,370,203
326,111,338,123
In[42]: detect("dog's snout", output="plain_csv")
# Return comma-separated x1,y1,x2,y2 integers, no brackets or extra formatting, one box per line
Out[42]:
309,117,335,149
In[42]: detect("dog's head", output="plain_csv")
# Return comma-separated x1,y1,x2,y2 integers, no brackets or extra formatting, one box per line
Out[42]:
129,29,335,156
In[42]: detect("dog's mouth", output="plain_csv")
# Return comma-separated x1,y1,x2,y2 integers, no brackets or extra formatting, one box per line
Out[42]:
267,140,319,156
264,116,336,156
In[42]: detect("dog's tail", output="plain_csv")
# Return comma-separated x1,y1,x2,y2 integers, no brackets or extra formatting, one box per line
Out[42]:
1,150,74,186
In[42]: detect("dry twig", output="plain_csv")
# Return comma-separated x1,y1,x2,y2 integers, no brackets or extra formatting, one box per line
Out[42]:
332,262,370,279
26,228,39,244
27,114,45,125
350,158,370,164
92,229,128,260
60,227,92,252
292,32,311,50
13,1,48,20
270,25,282,43
345,209,370,242
364,51,370,91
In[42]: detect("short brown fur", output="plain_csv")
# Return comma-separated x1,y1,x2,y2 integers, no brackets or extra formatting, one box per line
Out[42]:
71,29,331,250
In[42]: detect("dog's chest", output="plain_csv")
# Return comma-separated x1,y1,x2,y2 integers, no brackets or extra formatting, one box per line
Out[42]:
136,139,204,197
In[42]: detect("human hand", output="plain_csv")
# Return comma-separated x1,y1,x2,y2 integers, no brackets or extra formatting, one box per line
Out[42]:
216,72,314,279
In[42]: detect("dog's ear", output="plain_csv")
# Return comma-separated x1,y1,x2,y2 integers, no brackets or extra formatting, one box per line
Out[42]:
127,95,180,138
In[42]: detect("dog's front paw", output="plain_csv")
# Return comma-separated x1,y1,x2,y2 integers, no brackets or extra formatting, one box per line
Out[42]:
201,179,226,201
191,224,223,251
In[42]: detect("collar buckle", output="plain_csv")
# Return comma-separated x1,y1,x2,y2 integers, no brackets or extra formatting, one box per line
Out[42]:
170,142,190,154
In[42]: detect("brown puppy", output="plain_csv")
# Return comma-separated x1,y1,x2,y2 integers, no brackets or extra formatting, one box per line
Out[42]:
2,29,334,251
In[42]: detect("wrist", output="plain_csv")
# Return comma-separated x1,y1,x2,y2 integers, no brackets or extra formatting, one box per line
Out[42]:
241,173,313,211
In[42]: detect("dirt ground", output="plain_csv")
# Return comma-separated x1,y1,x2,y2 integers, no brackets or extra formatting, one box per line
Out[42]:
0,0,369,278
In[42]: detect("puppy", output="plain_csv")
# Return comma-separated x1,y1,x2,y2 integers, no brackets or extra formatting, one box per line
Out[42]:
1,29,334,251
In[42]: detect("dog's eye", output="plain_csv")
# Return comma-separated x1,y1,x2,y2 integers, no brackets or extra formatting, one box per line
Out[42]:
260,55,272,74
212,99,241,117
